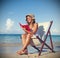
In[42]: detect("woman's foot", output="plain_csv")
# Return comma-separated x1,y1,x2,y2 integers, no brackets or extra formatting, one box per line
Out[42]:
16,49,28,55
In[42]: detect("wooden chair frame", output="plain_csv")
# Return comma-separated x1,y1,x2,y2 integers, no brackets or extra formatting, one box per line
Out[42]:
31,21,55,56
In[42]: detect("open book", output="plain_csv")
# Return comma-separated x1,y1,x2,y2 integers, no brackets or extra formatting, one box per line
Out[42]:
19,23,31,31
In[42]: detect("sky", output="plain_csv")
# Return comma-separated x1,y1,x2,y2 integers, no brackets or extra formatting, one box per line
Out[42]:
0,0,60,35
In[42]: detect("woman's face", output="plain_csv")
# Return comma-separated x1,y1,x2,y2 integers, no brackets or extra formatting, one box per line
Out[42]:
26,16,32,23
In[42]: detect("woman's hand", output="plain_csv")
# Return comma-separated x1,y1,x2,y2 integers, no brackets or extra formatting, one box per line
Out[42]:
30,33,33,37
22,28,26,32
22,27,33,36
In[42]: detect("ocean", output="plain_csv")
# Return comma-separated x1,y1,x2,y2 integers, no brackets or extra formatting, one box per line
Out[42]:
0,34,60,43
0,34,21,44
0,34,60,54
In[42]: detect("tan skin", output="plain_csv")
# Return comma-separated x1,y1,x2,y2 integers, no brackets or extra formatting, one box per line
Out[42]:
17,16,38,55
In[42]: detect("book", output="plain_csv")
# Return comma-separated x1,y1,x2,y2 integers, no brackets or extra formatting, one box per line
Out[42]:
19,23,31,31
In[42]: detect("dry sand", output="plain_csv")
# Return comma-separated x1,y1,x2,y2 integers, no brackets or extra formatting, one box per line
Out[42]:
0,52,60,58
0,42,60,58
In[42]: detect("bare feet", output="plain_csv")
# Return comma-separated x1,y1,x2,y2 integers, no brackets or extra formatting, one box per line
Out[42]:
16,49,28,55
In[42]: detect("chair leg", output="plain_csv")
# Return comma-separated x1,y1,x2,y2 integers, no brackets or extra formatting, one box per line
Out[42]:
37,36,47,56
38,42,45,56
36,36,55,56
40,38,54,52
49,31,54,50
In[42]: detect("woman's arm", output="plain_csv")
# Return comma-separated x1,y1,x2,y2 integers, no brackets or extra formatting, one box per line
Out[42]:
22,28,31,34
32,23,38,34
22,23,38,35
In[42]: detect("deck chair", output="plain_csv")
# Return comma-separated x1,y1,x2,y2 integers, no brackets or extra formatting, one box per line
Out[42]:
30,21,55,56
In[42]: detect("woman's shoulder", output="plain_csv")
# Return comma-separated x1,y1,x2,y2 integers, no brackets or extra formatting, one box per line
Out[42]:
34,23,38,25
34,23,38,26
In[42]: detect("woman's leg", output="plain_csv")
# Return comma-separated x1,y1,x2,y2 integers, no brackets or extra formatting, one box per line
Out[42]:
21,34,28,51
21,34,32,51
22,34,27,46
17,34,28,54
17,34,32,55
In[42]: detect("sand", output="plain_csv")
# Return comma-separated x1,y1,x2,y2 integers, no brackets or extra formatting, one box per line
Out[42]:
0,52,60,58
0,42,60,58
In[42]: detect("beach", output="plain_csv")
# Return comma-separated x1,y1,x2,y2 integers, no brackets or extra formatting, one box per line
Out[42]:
0,52,60,58
0,0,60,57
0,42,60,58
0,34,60,58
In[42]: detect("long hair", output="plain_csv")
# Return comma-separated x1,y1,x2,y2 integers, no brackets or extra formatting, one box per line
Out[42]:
26,15,35,25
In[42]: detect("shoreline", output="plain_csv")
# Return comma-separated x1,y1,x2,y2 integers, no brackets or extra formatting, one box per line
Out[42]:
0,42,60,47
0,43,21,47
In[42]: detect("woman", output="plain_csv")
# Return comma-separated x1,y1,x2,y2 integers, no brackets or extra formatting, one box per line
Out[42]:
17,14,38,55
